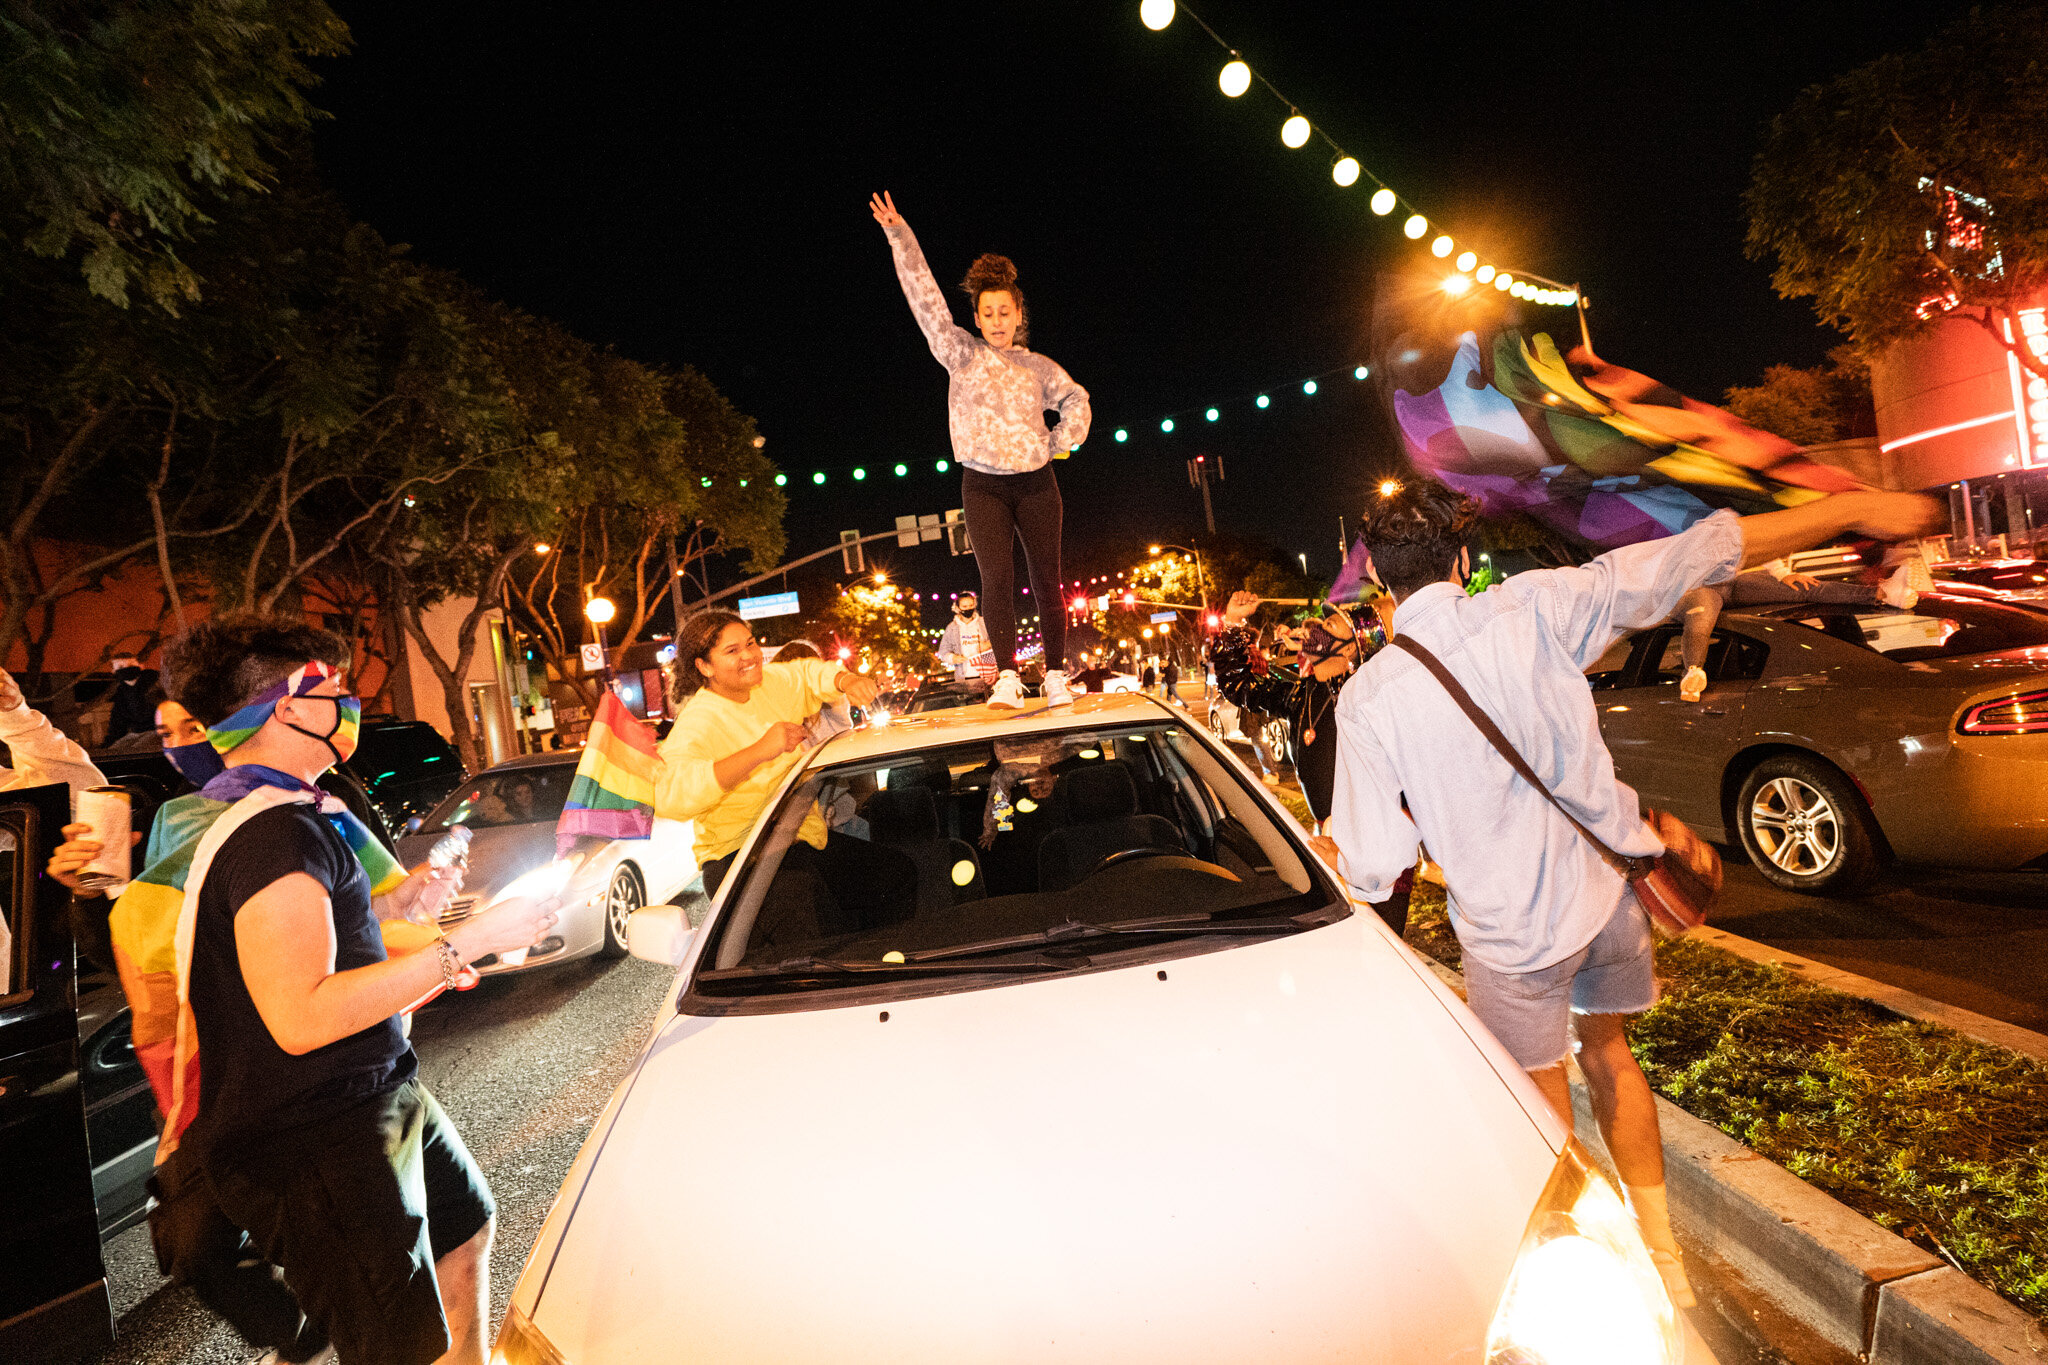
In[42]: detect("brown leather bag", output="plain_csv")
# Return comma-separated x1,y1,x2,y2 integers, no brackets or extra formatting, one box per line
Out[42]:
1392,635,1721,938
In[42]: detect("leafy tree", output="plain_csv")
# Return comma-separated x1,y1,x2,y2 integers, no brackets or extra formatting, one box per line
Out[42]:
1722,348,1876,447
1,1,350,309
1745,5,2048,379
818,579,931,682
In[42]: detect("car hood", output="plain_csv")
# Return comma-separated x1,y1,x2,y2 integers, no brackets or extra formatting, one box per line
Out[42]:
525,917,1562,1363
395,821,563,903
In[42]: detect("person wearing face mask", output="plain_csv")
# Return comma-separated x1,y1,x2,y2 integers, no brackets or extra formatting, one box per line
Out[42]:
935,592,995,687
101,649,163,745
872,191,1090,711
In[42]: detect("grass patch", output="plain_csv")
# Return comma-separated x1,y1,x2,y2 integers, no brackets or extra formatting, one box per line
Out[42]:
1399,888,2048,1316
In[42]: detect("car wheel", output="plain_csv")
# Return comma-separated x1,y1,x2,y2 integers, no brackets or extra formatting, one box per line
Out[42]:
600,864,644,958
1735,754,1883,896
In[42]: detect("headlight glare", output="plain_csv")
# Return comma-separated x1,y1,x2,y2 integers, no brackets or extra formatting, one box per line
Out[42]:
492,1303,571,1365
1485,1143,1679,1364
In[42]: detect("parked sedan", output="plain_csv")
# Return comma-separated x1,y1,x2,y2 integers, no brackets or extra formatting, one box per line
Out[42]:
396,753,698,975
1589,591,2048,894
1931,558,2048,604
494,694,1712,1364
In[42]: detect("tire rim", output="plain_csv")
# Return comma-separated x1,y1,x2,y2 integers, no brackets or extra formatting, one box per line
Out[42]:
1748,776,1841,877
607,869,641,943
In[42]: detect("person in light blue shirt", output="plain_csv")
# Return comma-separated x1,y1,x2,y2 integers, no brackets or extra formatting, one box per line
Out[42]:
1329,479,1940,1309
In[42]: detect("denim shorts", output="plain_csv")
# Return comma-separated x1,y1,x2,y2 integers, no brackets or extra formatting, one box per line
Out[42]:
1460,894,1657,1071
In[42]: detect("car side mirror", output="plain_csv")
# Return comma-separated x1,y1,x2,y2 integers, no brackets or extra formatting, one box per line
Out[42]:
404,815,425,834
626,904,696,967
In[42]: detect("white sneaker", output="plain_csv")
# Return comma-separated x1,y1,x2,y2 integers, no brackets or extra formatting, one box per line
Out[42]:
987,670,1025,710
1879,564,1919,610
1042,669,1073,707
1679,665,1707,702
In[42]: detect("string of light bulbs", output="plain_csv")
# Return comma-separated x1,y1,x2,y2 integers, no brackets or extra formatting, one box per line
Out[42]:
1106,360,1372,445
1137,0,1585,310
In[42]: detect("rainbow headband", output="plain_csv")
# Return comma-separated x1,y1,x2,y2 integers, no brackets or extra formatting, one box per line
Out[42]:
207,661,355,756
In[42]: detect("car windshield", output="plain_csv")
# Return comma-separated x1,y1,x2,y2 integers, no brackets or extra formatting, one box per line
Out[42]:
1772,594,2048,662
421,765,575,830
688,720,1340,1006
350,722,459,788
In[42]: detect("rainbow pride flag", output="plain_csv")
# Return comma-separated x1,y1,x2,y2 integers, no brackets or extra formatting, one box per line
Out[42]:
556,690,658,855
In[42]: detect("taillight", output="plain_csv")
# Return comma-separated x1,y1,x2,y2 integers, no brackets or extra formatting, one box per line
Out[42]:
1957,688,2048,735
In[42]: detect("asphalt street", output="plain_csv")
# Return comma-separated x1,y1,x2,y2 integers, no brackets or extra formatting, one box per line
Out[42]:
91,951,679,1365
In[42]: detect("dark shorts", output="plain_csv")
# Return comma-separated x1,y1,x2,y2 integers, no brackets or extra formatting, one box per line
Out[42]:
203,1080,495,1365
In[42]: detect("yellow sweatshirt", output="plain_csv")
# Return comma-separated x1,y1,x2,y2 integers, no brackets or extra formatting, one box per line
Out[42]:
655,658,844,864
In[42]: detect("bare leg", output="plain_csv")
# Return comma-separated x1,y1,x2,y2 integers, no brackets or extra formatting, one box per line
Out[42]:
433,1218,494,1365
1572,1011,1663,1186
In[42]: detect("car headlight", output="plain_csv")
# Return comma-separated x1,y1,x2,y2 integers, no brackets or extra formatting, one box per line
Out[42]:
493,1303,571,1365
1485,1142,1680,1365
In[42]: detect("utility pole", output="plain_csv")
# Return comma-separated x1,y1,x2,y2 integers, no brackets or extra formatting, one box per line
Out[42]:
1188,454,1225,535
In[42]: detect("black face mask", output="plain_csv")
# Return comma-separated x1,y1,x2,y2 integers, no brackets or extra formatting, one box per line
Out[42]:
958,605,978,620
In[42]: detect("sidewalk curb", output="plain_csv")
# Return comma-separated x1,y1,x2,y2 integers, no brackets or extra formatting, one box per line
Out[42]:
1414,953,2047,1362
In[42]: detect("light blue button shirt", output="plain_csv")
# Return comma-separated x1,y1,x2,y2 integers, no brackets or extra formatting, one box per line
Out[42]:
1330,512,1744,974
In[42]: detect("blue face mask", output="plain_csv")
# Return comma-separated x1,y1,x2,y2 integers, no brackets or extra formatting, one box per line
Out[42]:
166,738,226,786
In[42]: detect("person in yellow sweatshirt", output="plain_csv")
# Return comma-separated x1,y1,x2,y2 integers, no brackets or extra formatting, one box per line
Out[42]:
655,611,916,950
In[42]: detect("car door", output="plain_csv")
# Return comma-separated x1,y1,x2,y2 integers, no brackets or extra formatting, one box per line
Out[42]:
0,782,116,1363
1594,625,1769,834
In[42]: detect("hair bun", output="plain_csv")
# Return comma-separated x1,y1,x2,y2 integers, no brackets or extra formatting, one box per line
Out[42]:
961,253,1019,292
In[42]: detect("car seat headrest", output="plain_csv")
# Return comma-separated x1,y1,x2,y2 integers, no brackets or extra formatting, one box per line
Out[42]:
1062,761,1139,823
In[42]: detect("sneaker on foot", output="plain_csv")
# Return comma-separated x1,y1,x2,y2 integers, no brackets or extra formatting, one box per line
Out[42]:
988,670,1025,710
1879,563,1919,610
1650,1247,1697,1309
1679,665,1708,702
1042,669,1073,707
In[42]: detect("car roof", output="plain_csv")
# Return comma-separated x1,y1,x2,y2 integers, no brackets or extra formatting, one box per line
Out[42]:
810,691,1180,766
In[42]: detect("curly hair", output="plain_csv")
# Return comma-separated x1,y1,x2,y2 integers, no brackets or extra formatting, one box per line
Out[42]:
669,609,748,703
960,253,1028,345
1357,478,1479,597
160,613,352,727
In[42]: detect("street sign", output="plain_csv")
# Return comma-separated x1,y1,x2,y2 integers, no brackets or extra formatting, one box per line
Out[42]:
737,590,801,621
1150,610,1178,624
578,643,605,672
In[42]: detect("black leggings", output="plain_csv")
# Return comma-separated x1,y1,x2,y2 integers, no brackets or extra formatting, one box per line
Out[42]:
962,465,1065,673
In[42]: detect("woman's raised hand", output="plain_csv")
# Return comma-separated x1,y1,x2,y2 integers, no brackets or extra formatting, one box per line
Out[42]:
869,191,904,229
1223,591,1261,627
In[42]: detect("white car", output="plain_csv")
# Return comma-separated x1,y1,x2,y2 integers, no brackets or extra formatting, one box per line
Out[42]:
396,752,698,975
494,694,1714,1363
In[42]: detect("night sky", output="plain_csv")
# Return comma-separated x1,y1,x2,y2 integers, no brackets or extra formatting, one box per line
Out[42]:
311,1,1959,617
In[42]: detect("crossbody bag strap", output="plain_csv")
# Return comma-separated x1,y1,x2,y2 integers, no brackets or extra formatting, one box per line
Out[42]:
1391,634,1646,879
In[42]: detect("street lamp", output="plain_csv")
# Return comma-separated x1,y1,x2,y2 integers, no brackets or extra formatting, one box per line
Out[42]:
585,596,616,688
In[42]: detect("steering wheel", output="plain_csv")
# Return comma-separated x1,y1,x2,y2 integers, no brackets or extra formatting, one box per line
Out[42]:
1076,845,1189,882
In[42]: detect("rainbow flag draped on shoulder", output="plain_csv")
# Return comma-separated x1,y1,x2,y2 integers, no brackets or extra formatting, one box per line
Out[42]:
556,690,659,856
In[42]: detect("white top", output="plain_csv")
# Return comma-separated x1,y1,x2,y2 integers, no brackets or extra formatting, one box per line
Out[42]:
1328,512,1744,973
0,699,105,797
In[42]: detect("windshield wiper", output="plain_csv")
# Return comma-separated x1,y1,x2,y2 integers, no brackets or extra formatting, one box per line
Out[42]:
697,952,1080,984
908,904,1338,964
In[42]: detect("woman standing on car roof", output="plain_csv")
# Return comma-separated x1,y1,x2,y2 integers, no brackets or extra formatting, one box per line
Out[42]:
872,191,1090,713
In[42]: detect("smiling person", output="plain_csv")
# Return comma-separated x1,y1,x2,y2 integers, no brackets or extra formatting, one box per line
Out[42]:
150,614,556,1365
657,611,914,936
872,190,1090,710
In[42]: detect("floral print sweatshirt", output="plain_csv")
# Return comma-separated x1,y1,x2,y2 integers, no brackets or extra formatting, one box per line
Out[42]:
884,221,1090,475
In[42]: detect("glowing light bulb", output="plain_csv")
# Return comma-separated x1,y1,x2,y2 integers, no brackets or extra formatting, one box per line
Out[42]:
893,463,907,476
774,473,787,486
1161,418,1175,433
1370,187,1396,215
1354,365,1369,380
1431,234,1454,258
852,467,867,480
1403,214,1427,240
1511,282,1528,298
1379,479,1401,497
812,471,826,483
1282,114,1310,148
936,459,949,472
1332,157,1359,187
1256,394,1270,408
1303,379,1318,396
1494,273,1514,292
1475,264,1496,284
1443,273,1472,295
1219,60,1251,97
1205,407,1219,422
1456,250,1477,272
1139,0,1175,29
1114,428,1129,442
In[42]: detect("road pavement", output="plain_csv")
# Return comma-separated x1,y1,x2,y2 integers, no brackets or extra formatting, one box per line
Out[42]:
92,952,678,1365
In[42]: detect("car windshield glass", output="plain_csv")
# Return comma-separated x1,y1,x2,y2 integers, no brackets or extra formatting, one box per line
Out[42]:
421,766,574,830
351,723,458,785
1776,594,2048,662
691,721,1337,1000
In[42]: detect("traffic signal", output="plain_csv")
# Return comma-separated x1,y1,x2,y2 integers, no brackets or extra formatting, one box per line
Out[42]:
1070,596,1088,613
1122,590,1136,607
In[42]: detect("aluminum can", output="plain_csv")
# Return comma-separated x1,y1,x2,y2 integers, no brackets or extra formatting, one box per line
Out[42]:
74,786,133,891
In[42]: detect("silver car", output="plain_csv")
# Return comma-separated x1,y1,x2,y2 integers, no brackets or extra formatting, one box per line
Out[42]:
396,752,699,975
